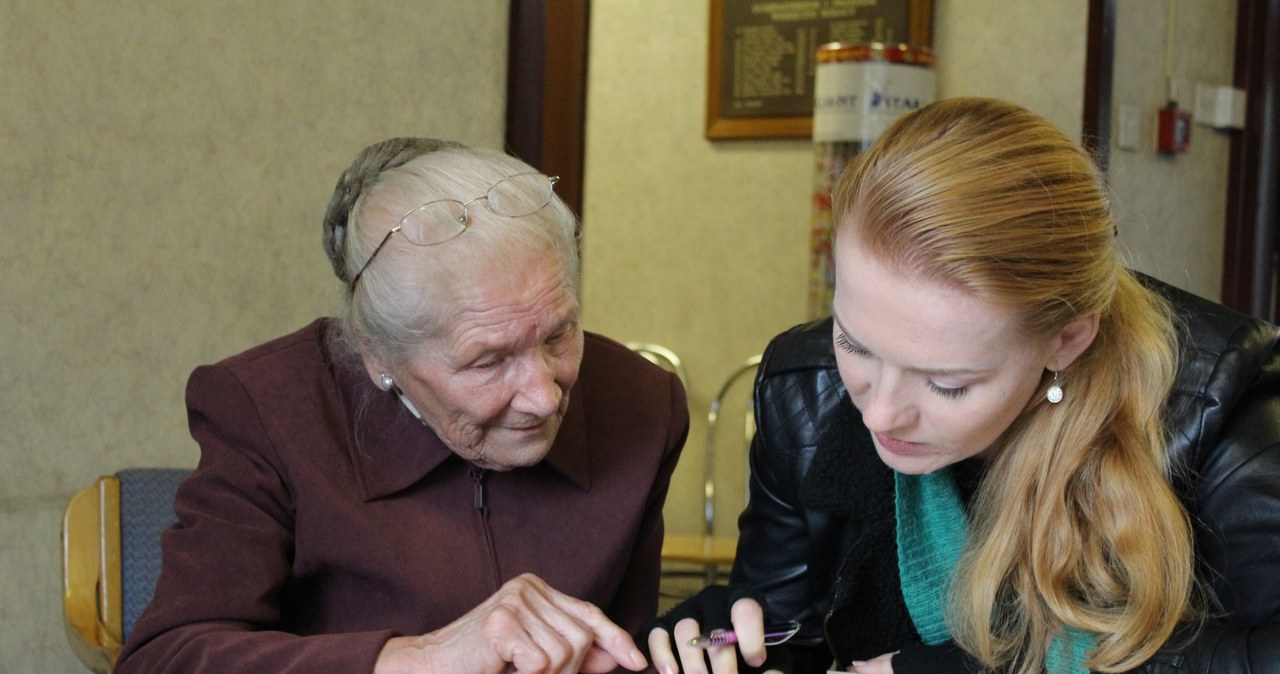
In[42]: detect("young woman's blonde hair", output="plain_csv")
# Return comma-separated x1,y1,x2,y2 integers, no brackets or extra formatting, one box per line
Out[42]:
831,97,1196,673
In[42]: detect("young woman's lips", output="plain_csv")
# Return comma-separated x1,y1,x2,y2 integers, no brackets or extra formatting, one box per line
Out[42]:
874,432,926,455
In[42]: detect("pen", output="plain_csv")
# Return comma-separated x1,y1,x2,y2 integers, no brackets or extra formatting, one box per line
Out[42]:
687,620,801,649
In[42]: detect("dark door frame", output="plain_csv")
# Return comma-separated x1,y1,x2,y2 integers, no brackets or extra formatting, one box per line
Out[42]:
1221,0,1279,318
1083,0,1115,173
505,0,590,219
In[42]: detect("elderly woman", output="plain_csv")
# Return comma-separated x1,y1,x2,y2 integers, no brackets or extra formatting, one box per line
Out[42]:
115,139,689,674
645,98,1280,674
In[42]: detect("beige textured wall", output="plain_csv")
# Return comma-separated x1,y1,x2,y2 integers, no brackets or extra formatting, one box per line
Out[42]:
582,0,1089,538
933,1,1086,137
1110,0,1237,298
1,2,508,671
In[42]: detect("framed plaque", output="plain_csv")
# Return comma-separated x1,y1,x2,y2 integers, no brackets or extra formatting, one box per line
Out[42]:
706,0,933,140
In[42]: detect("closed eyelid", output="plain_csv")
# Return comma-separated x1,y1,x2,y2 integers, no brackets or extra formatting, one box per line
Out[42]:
835,331,869,354
832,313,985,380
831,313,863,350
544,317,580,343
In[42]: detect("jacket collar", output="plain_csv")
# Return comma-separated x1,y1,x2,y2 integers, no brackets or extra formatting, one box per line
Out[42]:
330,342,591,501
800,393,985,516
802,395,893,517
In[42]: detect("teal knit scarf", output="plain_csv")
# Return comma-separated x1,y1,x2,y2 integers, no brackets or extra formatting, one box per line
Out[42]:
895,468,1095,674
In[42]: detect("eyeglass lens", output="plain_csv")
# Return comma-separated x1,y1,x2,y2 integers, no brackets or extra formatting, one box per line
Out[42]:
484,172,555,217
398,173,555,246
399,202,468,246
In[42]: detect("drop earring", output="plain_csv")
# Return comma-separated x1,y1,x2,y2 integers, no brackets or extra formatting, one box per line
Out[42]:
379,373,395,391
1046,371,1064,404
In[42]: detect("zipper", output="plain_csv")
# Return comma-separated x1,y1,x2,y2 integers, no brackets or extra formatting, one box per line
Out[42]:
471,464,486,509
822,525,873,668
822,579,841,664
470,464,503,590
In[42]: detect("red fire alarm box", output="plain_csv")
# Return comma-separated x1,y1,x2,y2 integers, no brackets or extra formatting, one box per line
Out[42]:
1157,104,1192,154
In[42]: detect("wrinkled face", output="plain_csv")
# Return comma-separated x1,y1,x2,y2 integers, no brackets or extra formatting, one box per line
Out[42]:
831,235,1056,474
379,256,583,471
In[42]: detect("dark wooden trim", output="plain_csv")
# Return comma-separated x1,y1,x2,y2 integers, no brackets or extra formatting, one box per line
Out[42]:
506,1,547,167
1256,0,1278,319
1222,0,1280,317
1221,0,1258,311
540,1,589,219
505,0,590,219
1083,0,1115,172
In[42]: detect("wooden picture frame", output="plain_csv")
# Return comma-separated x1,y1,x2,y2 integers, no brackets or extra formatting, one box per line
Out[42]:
706,0,934,140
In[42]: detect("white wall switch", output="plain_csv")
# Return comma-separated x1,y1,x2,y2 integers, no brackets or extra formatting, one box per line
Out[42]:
1117,104,1141,151
1195,84,1247,129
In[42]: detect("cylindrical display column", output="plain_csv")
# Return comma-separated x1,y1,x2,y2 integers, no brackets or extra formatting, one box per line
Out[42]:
807,43,937,319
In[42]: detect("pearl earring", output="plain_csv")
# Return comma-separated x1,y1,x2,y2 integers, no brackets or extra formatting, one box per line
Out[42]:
379,373,395,391
1046,371,1064,404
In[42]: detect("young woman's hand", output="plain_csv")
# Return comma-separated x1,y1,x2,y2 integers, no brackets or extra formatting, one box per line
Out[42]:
645,591,774,674
847,651,897,674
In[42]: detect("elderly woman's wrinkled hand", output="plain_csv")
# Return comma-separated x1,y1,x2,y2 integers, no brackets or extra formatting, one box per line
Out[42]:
373,573,647,674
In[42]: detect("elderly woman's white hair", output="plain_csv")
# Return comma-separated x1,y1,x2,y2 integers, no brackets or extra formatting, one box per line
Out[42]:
322,138,581,369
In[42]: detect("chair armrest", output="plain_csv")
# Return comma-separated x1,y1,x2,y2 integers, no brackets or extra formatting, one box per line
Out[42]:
62,476,122,673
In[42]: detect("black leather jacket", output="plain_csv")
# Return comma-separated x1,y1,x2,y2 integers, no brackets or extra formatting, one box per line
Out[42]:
731,279,1280,673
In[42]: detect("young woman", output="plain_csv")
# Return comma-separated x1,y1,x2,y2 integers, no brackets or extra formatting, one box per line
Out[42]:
646,97,1280,674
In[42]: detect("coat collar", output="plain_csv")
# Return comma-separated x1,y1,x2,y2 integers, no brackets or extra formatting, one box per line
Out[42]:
802,394,893,517
327,336,591,502
799,393,986,515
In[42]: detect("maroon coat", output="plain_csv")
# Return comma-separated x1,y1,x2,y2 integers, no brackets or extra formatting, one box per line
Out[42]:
115,319,688,673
